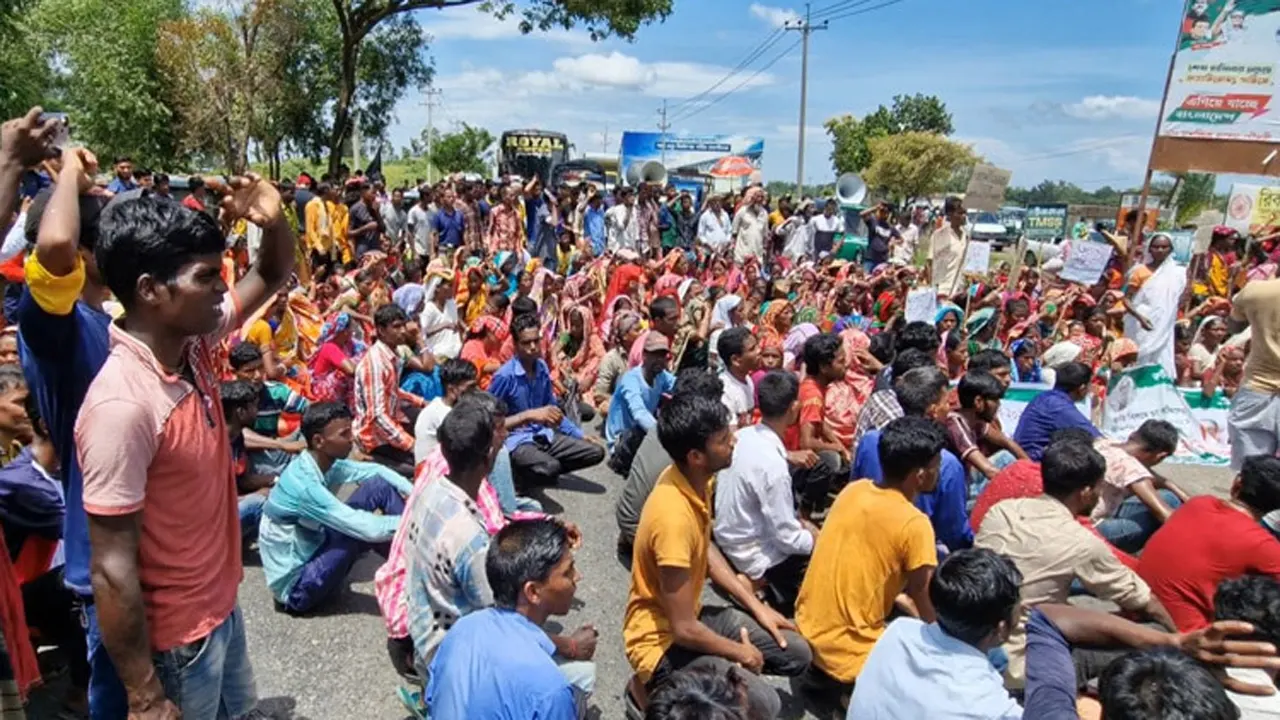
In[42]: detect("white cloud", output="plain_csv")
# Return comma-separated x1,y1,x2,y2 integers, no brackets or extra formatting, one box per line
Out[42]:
551,51,777,98
750,3,800,28
1061,95,1160,121
416,4,591,46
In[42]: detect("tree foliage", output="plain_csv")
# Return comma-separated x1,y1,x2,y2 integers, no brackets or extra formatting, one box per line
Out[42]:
0,0,49,120
1170,172,1218,225
31,0,185,167
861,132,976,204
825,94,954,175
428,123,494,175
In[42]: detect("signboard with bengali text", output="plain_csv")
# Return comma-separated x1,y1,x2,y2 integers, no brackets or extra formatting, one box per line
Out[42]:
1160,0,1280,142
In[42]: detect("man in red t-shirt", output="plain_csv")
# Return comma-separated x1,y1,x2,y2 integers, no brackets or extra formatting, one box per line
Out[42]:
1139,455,1280,632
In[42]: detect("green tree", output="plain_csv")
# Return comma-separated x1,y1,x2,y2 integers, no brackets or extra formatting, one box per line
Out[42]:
825,94,954,175
429,123,494,175
1169,172,1218,225
31,0,186,167
861,132,976,204
0,0,49,120
323,0,673,174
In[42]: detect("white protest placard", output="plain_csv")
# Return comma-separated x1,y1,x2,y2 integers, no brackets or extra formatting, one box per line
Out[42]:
964,164,1012,213
963,241,992,274
1059,238,1112,286
904,287,938,324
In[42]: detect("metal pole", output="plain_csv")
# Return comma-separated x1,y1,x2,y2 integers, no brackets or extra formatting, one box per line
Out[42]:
787,6,825,199
658,100,669,168
424,88,442,184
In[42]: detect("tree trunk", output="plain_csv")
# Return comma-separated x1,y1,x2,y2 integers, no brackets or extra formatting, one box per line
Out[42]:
327,35,360,176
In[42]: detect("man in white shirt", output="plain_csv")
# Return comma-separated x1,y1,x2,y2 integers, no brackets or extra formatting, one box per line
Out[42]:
697,195,731,251
731,187,769,263
779,201,814,262
381,188,408,251
716,327,758,430
405,186,436,262
714,370,818,615
929,196,969,297
605,186,640,253
809,199,844,258
891,209,920,265
413,359,477,465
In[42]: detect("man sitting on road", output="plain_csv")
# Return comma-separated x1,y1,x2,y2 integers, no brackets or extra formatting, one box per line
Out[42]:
426,518,593,719
1012,361,1100,461
605,331,676,476
853,366,973,554
228,340,308,475
614,369,722,556
975,436,1175,691
1089,419,1188,554
1139,455,1280,632
849,548,1024,718
623,392,811,719
490,312,605,490
714,370,817,616
946,371,1026,505
796,416,944,711
258,402,412,614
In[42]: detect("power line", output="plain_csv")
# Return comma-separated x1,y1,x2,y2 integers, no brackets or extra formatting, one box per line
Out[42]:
667,28,786,113
822,0,908,22
810,0,879,20
668,36,802,125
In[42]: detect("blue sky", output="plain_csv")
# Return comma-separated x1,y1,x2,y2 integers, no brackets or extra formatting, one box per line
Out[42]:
388,0,1189,191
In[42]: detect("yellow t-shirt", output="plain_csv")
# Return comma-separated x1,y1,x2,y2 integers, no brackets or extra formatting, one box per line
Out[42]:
244,318,274,350
623,464,711,680
25,252,86,315
795,480,936,683
1233,278,1280,394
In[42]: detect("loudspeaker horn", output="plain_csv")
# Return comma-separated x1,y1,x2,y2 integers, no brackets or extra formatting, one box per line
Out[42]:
836,172,867,205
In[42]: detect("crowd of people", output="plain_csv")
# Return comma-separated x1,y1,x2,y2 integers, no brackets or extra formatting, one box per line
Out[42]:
3,104,1280,720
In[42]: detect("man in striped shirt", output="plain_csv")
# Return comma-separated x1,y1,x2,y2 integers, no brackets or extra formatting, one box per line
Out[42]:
354,304,425,476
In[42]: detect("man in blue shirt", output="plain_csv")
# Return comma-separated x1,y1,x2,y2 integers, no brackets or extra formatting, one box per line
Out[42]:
104,155,137,194
431,186,465,252
489,313,605,490
10,140,124,717
427,518,589,719
1013,361,1100,461
853,366,974,554
605,332,676,475
849,548,1024,719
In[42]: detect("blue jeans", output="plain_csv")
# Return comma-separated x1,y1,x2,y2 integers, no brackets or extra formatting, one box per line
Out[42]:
152,605,257,720
83,601,128,720
284,477,406,613
488,447,544,516
238,492,267,542
967,450,1017,512
1095,489,1182,555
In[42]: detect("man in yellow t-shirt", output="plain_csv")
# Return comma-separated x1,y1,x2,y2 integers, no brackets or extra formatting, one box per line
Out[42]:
1229,277,1280,470
622,392,812,719
795,415,944,706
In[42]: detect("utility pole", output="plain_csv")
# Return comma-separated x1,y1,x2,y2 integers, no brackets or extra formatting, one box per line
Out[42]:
423,88,443,184
602,122,609,154
657,99,670,167
786,4,826,199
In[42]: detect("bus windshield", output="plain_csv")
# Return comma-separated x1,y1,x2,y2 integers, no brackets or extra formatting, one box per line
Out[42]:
499,130,569,187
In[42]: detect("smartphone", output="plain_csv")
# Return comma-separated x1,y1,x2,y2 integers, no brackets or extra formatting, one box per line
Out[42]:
38,112,70,149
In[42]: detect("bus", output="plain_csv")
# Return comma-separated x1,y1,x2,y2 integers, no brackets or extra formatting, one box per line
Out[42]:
498,129,569,187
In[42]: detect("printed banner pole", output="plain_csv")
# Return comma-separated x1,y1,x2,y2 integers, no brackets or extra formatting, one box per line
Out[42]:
1131,21,1184,262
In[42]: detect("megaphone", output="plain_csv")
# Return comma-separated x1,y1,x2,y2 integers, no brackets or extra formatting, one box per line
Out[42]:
625,160,668,186
836,172,867,205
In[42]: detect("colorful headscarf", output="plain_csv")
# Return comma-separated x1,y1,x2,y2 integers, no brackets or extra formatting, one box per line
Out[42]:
935,303,964,326
469,314,508,341
965,307,997,335
311,312,367,366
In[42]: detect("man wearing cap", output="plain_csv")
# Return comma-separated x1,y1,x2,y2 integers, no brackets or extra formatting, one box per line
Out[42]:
605,332,677,476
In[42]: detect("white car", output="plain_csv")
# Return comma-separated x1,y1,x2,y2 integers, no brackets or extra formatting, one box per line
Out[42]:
967,211,1011,247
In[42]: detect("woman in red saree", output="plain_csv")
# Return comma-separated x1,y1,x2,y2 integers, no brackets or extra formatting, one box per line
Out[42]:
824,328,877,448
555,305,606,405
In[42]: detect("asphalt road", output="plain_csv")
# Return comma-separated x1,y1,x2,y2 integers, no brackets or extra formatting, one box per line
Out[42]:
26,457,1234,720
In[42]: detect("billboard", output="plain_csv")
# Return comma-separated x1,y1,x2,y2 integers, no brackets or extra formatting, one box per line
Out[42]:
618,132,764,193
1024,204,1069,240
1160,0,1280,142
